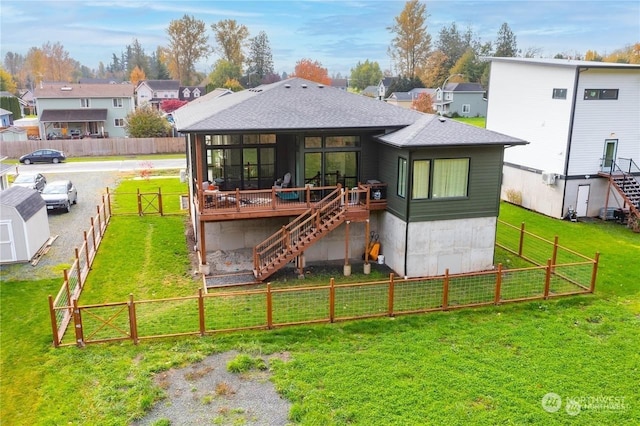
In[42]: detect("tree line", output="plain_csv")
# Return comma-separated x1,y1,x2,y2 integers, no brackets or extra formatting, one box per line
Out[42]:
2,0,638,97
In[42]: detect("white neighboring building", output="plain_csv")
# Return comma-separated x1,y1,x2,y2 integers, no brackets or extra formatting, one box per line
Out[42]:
485,57,640,219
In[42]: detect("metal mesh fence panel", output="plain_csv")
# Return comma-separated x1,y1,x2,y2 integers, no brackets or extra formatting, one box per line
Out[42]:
393,278,444,313
334,282,389,319
204,291,267,331
549,263,593,294
496,221,522,254
500,267,547,300
135,297,200,338
447,273,496,307
272,287,330,325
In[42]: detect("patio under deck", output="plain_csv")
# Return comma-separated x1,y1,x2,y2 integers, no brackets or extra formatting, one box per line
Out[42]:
196,184,387,222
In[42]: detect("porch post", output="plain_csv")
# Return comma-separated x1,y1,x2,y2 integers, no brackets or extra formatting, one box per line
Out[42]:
343,221,351,276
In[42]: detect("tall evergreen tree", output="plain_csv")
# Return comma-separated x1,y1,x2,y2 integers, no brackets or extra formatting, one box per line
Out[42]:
246,31,274,86
494,23,518,57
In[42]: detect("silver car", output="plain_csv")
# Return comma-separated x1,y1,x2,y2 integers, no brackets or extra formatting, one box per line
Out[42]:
12,172,47,192
40,180,78,213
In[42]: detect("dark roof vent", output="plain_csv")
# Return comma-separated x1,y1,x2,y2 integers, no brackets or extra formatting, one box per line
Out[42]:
317,84,324,88
284,84,291,88
301,84,307,89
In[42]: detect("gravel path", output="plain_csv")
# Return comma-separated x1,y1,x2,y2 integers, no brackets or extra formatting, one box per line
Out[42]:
132,351,292,426
0,170,120,281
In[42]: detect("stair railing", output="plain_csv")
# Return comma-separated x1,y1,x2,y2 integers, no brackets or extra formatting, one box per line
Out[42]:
253,185,345,277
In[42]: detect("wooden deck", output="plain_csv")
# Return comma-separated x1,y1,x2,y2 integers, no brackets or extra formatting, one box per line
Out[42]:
197,185,386,222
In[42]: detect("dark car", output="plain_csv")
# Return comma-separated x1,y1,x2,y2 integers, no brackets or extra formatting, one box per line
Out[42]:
12,172,47,192
41,179,78,212
19,149,67,165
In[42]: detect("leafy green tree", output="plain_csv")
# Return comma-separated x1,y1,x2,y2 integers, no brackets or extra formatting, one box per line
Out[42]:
211,19,249,69
494,22,518,57
349,59,383,91
124,106,171,137
126,38,150,77
208,59,242,89
150,47,171,80
449,49,483,84
246,31,274,86
166,14,210,85
0,96,22,120
387,0,431,77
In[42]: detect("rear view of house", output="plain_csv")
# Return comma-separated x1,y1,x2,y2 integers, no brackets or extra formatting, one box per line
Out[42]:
485,58,640,226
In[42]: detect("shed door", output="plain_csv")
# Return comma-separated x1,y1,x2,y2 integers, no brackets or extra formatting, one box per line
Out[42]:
0,221,17,262
576,185,590,217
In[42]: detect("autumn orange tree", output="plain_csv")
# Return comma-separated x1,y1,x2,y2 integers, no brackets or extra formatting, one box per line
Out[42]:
291,59,331,85
130,66,146,86
411,92,434,113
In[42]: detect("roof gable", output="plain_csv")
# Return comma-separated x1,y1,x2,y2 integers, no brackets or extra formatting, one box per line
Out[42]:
34,83,134,98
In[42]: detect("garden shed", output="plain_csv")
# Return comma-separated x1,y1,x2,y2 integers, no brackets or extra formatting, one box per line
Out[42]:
0,186,50,263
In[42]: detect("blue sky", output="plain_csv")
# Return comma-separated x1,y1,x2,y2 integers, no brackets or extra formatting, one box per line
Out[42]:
1,0,638,77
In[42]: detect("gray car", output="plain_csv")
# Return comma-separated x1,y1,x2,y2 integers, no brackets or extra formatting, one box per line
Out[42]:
40,179,78,213
12,172,47,192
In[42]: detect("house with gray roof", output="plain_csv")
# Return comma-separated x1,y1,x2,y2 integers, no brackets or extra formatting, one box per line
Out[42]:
435,82,487,117
386,88,436,110
34,82,135,138
174,77,526,279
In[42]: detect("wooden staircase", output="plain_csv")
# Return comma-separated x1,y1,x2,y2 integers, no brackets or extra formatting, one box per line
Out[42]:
600,158,640,232
253,186,348,281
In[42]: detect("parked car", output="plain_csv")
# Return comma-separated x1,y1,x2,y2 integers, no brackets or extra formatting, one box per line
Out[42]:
12,172,47,192
19,149,67,164
40,180,78,213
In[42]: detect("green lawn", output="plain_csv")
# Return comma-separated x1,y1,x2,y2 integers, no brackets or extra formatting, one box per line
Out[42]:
1,178,638,425
453,116,486,128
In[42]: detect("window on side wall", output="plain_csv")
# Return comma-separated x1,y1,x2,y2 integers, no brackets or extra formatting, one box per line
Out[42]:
462,104,471,114
552,88,567,99
114,118,124,127
432,158,469,198
584,89,618,100
397,157,407,198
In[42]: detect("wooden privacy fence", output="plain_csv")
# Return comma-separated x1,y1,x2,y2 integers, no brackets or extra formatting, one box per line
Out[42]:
49,219,599,347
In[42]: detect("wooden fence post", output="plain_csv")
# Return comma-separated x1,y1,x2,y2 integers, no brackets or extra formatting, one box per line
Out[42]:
388,273,395,317
329,278,335,323
198,288,205,336
442,269,450,310
83,231,90,266
72,299,85,348
90,217,97,249
551,236,559,270
63,269,71,303
75,248,83,289
137,189,142,216
96,205,103,236
266,283,273,329
590,252,600,293
544,259,552,299
49,295,60,348
106,188,112,216
158,187,164,216
494,263,503,305
128,293,138,345
518,222,525,257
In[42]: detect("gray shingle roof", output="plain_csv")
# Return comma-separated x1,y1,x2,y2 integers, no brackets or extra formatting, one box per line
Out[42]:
174,78,423,132
0,186,45,221
376,114,527,148
39,109,108,122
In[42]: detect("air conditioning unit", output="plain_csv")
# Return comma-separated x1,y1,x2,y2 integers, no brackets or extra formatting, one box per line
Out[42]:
541,172,557,185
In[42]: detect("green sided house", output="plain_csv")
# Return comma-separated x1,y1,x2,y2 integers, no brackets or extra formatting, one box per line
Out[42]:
173,78,526,280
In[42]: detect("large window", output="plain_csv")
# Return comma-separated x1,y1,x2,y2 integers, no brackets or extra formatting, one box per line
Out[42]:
303,135,360,188
412,160,430,199
584,89,618,100
412,158,469,199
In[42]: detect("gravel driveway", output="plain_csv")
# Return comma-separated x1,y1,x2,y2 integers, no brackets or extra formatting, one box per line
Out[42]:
0,169,121,282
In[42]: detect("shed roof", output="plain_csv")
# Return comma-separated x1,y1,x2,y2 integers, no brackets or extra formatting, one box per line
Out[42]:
0,186,45,221
39,109,108,122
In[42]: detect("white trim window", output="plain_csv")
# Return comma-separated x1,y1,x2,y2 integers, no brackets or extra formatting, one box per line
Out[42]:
80,98,90,108
114,118,125,127
113,98,123,108
461,104,471,114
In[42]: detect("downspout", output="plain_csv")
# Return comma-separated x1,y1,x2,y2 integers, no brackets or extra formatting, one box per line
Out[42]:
404,150,412,277
561,67,587,216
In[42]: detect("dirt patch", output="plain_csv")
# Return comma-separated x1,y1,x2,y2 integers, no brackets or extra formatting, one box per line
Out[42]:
132,351,292,426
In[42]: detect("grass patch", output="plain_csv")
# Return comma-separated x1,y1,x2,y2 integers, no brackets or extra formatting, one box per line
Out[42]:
453,116,486,128
1,180,638,424
227,354,267,373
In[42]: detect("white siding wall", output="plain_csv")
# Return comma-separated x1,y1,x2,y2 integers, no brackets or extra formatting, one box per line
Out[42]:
568,69,640,175
486,62,576,175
